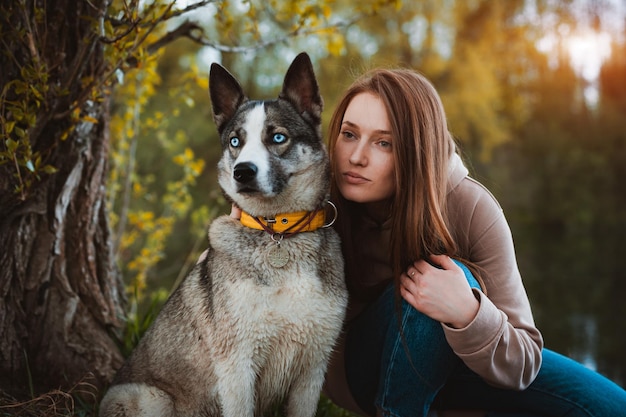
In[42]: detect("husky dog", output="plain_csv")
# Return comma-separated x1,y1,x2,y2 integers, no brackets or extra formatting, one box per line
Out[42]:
99,53,347,417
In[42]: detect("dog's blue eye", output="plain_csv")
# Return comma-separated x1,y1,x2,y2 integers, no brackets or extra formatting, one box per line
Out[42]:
272,133,287,144
230,137,240,148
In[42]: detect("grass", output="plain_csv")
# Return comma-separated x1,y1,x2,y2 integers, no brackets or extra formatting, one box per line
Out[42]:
0,374,98,417
0,386,356,417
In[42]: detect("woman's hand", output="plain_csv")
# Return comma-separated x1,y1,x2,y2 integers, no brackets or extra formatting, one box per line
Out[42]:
400,254,479,329
230,204,242,219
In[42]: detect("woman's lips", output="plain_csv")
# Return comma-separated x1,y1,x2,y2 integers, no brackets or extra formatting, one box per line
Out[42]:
343,171,369,184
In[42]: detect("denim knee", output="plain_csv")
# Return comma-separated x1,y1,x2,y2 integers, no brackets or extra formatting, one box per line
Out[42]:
452,259,481,291
348,259,483,417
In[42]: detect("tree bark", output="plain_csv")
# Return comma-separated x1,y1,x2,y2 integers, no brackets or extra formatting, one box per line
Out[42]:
0,0,125,394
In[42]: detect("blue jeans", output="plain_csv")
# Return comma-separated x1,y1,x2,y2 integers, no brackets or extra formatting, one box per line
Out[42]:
345,260,626,417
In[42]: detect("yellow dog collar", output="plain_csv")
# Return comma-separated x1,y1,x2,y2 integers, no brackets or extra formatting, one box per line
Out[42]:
240,201,337,234
241,210,325,233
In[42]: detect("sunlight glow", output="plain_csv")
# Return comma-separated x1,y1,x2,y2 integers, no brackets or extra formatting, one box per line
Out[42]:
565,30,612,81
537,27,614,106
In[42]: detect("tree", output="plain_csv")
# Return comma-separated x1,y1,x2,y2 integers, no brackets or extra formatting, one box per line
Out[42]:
0,0,126,394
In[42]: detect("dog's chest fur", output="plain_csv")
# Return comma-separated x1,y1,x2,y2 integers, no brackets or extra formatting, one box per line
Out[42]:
182,215,346,409
205,216,345,329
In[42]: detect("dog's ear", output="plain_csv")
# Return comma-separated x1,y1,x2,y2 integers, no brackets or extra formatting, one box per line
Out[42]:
209,63,248,133
278,52,323,127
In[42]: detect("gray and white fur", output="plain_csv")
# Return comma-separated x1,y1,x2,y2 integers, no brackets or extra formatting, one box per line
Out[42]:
99,53,348,417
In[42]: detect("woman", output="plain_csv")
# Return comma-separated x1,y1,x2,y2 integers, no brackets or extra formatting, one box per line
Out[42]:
322,67,626,417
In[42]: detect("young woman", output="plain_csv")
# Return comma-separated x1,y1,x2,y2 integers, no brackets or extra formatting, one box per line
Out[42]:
322,68,626,417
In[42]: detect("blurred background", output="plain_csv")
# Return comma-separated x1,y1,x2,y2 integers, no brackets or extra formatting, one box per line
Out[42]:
108,0,626,388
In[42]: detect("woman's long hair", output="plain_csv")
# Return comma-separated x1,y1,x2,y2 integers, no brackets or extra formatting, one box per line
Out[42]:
327,68,458,298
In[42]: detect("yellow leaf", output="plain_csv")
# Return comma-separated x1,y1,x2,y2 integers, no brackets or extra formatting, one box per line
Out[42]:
82,115,99,124
327,33,345,56
173,154,185,166
322,5,331,18
5,121,15,134
190,160,205,176
196,77,209,90
133,182,143,195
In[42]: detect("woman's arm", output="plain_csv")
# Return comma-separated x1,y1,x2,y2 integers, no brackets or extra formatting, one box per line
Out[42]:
424,176,542,389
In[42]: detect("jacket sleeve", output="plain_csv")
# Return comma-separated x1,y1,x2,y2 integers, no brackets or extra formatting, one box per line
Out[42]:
443,176,543,390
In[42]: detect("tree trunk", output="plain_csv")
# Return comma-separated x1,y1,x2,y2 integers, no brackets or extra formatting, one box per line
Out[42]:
0,0,125,394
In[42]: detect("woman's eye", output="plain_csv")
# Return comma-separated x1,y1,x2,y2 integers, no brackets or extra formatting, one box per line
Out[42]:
340,131,355,140
378,140,392,148
230,137,240,148
272,133,287,144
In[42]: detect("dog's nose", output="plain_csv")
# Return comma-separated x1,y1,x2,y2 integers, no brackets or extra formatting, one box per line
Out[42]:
233,162,257,183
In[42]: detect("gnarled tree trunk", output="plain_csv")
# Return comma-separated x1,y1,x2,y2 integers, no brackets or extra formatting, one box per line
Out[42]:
0,0,125,394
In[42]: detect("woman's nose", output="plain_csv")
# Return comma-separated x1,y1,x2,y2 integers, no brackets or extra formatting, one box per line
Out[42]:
348,141,367,166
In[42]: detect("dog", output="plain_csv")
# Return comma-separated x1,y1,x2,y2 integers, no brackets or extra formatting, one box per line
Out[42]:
99,52,348,417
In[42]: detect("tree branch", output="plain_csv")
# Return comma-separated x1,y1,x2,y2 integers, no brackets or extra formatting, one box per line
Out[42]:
146,16,360,55
146,20,204,54
166,0,218,20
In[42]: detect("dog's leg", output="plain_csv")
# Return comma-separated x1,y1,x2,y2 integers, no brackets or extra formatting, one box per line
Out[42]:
284,365,326,417
99,383,175,417
215,356,256,417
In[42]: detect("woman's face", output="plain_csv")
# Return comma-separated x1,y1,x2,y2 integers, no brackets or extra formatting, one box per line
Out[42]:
333,92,395,204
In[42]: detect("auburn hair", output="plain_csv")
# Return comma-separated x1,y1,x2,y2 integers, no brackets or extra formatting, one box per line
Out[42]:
328,68,459,297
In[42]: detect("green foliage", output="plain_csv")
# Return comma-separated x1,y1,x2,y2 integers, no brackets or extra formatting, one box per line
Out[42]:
259,394,359,417
106,50,212,302
119,287,170,357
0,0,186,200
0,6,62,199
316,396,360,417
470,30,626,381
